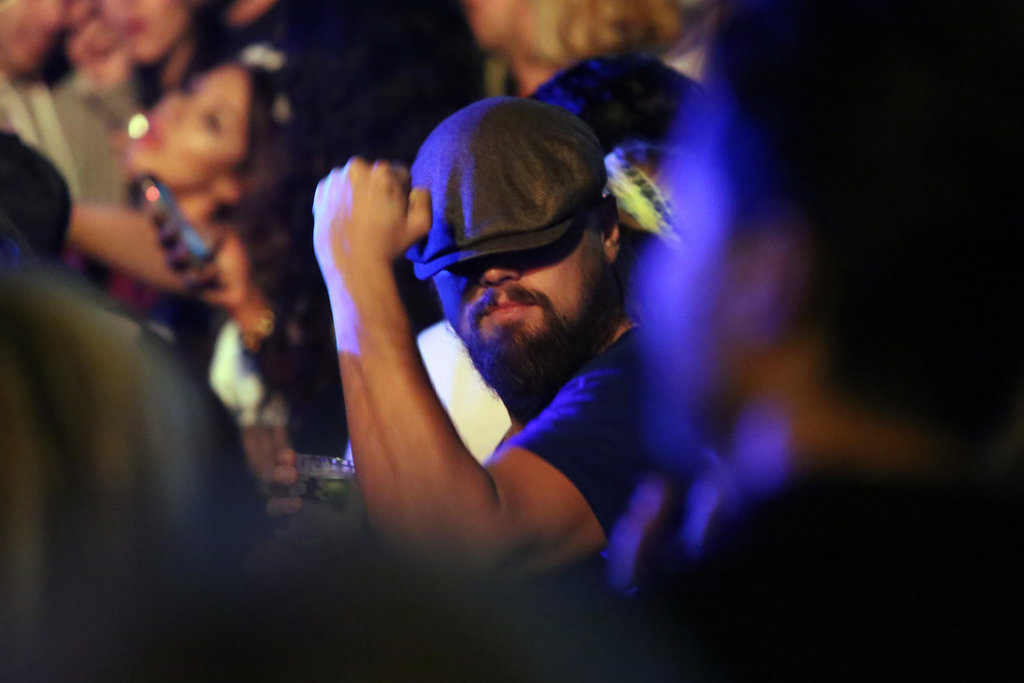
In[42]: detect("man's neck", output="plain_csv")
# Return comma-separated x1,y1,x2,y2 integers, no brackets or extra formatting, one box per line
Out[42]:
505,317,633,435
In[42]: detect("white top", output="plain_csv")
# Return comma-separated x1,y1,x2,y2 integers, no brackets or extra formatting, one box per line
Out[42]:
417,321,510,463
209,320,287,428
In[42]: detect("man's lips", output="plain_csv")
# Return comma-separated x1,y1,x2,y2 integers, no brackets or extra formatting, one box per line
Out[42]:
482,300,534,323
468,284,544,330
487,298,531,311
471,289,538,327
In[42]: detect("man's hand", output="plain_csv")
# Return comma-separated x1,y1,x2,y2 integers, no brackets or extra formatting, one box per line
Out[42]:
312,158,432,282
312,158,431,352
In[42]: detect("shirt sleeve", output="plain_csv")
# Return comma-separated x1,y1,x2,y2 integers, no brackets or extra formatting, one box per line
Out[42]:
507,337,651,536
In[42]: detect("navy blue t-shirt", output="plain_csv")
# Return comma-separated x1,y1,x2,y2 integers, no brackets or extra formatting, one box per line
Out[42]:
507,329,657,537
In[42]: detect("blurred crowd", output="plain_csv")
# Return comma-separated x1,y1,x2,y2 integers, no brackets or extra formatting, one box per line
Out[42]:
3,0,1024,680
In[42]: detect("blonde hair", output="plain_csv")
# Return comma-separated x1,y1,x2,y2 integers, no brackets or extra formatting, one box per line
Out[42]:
529,0,685,64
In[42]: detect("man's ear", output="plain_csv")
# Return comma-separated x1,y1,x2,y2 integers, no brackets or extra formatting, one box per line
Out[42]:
599,195,621,264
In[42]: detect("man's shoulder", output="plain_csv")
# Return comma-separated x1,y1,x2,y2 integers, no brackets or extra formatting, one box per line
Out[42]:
514,327,645,448
507,327,658,536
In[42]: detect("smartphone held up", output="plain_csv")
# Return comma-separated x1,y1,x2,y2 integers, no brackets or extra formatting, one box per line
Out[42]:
130,174,214,270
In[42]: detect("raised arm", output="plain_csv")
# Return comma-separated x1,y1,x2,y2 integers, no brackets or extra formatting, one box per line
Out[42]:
68,203,270,334
67,203,188,292
311,160,604,572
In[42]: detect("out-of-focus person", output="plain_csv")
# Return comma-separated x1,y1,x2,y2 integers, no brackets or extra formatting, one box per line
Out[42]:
661,0,724,81
460,0,548,95
0,0,62,85
64,0,131,93
56,0,220,312
65,59,276,320
67,61,338,477
461,0,687,96
60,0,222,317
1,131,258,672
0,0,73,181
69,0,484,481
530,0,683,69
50,0,136,204
624,0,1024,678
0,266,248,670
532,53,701,274
103,0,221,108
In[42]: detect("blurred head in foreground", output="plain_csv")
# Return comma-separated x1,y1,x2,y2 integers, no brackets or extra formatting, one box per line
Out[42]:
0,269,228,658
643,0,1024,488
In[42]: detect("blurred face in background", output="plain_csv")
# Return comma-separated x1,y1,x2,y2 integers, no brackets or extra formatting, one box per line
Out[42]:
103,0,193,66
0,0,63,78
126,64,252,208
64,0,129,88
460,0,531,56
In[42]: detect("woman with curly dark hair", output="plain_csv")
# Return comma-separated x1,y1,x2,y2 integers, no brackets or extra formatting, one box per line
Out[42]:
63,58,321,480
69,1,482,482
275,0,484,331
219,0,483,474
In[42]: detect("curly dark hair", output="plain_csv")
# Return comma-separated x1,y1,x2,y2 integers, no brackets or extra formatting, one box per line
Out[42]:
224,64,340,454
134,5,228,109
532,55,704,321
231,0,483,453
532,53,702,154
280,0,483,172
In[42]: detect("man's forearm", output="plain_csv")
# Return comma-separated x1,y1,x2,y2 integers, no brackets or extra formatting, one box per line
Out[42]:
337,264,526,563
311,160,606,571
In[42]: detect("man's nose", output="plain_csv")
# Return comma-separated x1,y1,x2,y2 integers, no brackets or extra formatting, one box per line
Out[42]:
478,264,521,288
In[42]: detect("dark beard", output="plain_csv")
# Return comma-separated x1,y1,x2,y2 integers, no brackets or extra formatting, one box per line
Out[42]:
458,268,624,424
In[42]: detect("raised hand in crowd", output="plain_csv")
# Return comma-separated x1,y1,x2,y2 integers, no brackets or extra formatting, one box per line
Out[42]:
311,158,432,351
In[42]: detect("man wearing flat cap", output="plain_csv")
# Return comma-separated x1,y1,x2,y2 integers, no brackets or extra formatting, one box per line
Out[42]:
279,97,680,572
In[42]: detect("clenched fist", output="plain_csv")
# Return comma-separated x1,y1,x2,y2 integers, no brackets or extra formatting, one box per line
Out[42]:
312,158,433,353
312,157,432,282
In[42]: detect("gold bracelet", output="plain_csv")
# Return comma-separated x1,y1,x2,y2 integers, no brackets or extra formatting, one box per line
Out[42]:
241,309,275,353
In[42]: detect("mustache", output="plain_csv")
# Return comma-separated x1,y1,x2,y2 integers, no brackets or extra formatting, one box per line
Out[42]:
467,284,547,328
